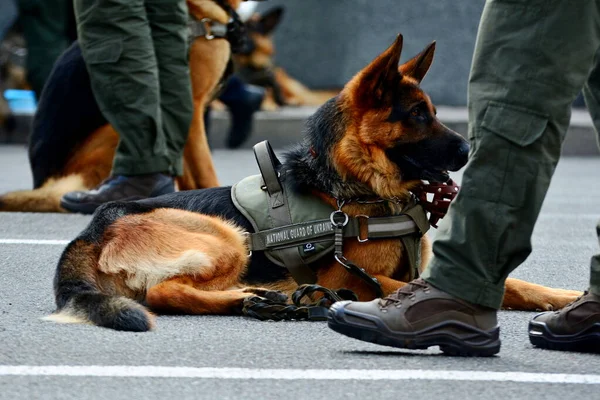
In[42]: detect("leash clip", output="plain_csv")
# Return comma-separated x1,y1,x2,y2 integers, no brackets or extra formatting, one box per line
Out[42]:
331,198,382,297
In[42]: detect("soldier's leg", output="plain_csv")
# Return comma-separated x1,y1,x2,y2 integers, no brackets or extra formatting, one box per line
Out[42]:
73,0,174,175
526,43,600,353
590,230,600,296
18,0,71,98
145,0,193,176
583,46,600,296
61,0,176,214
422,0,600,309
0,0,18,42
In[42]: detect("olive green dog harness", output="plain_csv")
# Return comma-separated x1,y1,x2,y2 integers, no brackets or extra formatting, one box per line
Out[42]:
231,141,431,295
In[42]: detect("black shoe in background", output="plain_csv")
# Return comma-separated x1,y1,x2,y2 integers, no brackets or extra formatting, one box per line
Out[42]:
60,173,175,214
219,75,265,149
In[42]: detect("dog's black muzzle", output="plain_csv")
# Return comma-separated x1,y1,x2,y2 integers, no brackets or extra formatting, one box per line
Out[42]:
226,15,253,54
387,129,470,183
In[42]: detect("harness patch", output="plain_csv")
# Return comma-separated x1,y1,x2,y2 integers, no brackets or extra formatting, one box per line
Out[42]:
265,220,333,247
303,243,316,253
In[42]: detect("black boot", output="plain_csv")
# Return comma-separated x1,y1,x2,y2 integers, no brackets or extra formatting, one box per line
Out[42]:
60,173,175,214
219,75,265,149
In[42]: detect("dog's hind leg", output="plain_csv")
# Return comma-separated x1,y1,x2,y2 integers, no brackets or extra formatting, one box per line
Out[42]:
502,277,583,311
177,39,229,190
0,124,119,213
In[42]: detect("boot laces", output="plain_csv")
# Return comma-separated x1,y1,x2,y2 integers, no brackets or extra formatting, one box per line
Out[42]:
379,279,429,307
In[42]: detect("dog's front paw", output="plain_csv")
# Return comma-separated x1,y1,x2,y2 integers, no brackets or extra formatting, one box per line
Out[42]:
537,288,583,311
243,288,288,303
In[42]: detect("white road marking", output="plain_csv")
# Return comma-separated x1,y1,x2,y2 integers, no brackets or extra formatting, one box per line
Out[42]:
0,366,599,384
0,239,70,245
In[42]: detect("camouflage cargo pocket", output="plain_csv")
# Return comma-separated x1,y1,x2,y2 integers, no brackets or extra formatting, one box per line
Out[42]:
462,101,549,208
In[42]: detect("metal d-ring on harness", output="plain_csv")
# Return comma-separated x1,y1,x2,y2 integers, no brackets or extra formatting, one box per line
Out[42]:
237,141,430,321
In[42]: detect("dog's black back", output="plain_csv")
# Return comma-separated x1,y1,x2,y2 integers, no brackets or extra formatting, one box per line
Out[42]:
28,41,106,188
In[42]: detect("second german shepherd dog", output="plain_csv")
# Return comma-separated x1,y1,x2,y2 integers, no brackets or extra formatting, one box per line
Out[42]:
46,35,581,332
233,6,340,110
0,0,245,213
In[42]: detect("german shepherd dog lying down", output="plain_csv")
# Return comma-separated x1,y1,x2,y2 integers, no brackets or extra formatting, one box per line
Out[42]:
46,35,581,331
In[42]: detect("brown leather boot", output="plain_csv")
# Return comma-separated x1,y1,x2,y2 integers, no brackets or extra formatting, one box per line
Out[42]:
327,278,500,356
529,290,600,353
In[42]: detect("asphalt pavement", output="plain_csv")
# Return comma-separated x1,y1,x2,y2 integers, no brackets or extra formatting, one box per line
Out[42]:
0,144,599,400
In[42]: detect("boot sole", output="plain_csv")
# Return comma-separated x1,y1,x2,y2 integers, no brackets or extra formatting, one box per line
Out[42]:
528,319,600,353
60,197,101,214
328,303,500,357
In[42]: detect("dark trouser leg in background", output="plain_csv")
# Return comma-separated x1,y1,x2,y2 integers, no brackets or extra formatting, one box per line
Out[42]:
18,0,71,99
218,75,265,149
61,0,193,214
583,47,600,297
140,0,192,176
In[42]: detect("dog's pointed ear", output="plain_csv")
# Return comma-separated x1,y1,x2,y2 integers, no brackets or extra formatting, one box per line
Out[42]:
347,34,404,107
399,41,436,83
258,7,284,35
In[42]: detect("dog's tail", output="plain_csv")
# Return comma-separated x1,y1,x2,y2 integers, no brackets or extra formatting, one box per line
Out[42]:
44,239,155,332
0,175,86,212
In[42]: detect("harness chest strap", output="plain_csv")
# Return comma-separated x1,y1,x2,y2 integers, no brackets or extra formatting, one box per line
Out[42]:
247,214,422,251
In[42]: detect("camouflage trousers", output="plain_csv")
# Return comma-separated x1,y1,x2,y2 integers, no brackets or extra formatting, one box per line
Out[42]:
421,0,600,308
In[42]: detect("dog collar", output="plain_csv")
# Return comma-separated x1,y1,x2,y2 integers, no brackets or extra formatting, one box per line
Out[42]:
188,18,228,41
188,0,251,54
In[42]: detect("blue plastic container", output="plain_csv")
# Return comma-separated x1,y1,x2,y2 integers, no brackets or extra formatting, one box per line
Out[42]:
3,89,37,114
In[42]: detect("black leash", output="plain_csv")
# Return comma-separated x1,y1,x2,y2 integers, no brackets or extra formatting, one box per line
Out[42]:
242,284,358,321
331,201,385,298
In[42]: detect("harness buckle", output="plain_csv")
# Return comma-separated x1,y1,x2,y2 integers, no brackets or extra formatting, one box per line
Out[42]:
199,18,215,40
355,215,369,242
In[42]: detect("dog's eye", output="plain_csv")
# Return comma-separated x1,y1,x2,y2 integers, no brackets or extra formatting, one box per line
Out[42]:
410,107,423,118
